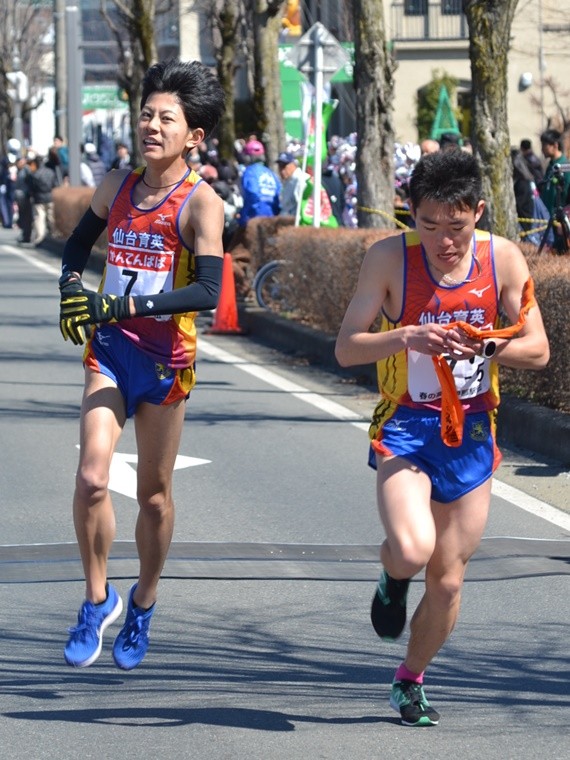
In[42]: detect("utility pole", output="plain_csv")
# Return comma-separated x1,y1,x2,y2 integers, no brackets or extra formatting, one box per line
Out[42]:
538,0,545,131
66,6,83,186
54,0,67,140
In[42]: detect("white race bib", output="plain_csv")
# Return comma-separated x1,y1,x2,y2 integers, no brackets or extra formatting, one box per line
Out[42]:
105,247,174,320
408,349,490,403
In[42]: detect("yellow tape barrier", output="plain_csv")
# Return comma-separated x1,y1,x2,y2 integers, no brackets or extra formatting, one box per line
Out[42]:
357,205,549,239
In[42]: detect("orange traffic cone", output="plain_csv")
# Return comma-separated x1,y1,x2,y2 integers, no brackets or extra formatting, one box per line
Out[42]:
206,252,244,334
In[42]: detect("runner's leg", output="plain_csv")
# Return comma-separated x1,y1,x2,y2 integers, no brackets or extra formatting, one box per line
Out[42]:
404,478,492,674
74,368,126,603
132,398,186,609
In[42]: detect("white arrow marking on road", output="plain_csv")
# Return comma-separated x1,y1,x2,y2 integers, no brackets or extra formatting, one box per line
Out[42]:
74,448,211,500
109,453,211,498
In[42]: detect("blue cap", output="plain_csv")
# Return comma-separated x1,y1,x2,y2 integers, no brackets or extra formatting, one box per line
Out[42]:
277,152,296,165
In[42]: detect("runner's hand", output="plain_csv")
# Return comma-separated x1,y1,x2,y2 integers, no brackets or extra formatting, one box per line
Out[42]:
59,271,89,345
59,277,131,345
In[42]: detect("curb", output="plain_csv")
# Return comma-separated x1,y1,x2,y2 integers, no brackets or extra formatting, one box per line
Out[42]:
239,306,570,466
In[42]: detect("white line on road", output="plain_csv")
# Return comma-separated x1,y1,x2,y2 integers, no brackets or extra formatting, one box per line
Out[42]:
199,339,570,533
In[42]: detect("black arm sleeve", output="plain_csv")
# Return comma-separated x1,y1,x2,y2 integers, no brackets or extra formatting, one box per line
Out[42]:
132,255,224,317
61,207,108,275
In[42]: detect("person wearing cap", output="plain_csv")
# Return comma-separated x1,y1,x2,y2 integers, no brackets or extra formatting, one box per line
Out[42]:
237,139,281,227
276,151,307,218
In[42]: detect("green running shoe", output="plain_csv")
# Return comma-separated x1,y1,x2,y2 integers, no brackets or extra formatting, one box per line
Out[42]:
390,679,440,727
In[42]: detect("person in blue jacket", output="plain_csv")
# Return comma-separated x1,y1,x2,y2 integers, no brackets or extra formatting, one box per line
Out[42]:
238,140,281,226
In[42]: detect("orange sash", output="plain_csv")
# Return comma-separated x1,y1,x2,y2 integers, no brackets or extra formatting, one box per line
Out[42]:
432,278,537,447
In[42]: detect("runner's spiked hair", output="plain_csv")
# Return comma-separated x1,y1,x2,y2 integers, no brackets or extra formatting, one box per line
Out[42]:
409,149,483,212
140,59,225,139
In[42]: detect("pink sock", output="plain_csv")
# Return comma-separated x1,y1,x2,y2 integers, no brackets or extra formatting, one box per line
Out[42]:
395,662,424,684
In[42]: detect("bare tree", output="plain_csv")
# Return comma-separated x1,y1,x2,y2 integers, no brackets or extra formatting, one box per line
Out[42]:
249,0,287,163
464,0,519,240
0,1,52,146
100,0,171,165
198,0,247,161
530,76,570,135
353,0,396,229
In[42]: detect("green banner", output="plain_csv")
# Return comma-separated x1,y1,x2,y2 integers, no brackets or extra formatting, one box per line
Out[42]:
82,86,128,111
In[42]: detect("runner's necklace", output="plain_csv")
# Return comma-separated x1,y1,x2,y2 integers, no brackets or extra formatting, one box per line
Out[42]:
141,171,185,190
430,252,482,285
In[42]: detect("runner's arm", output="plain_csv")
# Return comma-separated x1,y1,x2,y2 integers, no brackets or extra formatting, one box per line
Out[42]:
335,237,453,366
491,239,550,369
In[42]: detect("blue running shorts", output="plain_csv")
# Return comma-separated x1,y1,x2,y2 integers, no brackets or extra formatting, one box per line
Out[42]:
368,406,501,504
84,325,194,418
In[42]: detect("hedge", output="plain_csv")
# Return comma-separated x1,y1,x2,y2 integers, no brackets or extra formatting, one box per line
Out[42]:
52,189,570,413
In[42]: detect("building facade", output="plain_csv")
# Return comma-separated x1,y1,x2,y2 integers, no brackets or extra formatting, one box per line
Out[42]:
385,0,569,146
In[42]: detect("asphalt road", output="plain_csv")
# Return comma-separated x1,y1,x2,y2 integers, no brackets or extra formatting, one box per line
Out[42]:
0,232,568,760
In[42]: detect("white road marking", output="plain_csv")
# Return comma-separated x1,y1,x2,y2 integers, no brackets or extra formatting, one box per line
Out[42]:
199,338,570,532
107,452,211,499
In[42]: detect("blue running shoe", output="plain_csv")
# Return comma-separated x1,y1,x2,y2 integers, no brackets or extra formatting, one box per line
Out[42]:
64,584,123,668
112,584,155,670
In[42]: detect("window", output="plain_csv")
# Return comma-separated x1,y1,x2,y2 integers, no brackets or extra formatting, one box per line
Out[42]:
442,0,462,14
404,1,427,15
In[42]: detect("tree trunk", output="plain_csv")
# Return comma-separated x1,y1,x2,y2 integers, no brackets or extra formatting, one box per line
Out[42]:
101,0,160,167
464,0,519,239
353,0,396,229
251,0,286,164
216,0,239,161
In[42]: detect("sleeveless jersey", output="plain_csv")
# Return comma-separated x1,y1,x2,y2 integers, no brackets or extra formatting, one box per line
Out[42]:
371,229,500,438
101,167,202,369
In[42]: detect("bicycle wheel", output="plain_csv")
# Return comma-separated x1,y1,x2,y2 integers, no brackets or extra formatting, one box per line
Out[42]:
253,260,289,310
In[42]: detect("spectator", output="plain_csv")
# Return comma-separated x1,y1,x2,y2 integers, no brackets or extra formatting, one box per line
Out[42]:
321,159,346,226
237,140,281,226
276,151,307,218
83,142,107,186
211,178,239,250
0,138,20,228
511,147,535,235
45,147,64,186
53,135,69,177
539,129,570,214
111,143,133,171
14,154,33,244
79,144,96,187
198,163,219,184
420,138,440,155
520,139,544,187
439,132,462,152
27,154,58,246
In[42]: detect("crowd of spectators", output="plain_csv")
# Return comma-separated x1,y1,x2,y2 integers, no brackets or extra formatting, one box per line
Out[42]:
3,127,565,250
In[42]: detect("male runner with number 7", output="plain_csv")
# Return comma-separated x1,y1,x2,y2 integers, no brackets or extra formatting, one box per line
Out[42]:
59,59,225,670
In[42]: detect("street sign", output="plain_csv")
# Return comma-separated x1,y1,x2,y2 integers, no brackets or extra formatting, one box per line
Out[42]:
285,22,349,85
285,23,349,227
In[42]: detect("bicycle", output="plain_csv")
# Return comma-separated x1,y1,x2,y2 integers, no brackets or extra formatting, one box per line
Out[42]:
252,258,294,311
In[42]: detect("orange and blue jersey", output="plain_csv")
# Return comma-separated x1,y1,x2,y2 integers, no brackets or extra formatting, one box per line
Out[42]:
371,229,500,442
97,167,203,371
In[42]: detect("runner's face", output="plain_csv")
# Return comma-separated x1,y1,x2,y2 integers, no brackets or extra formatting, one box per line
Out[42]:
412,198,484,270
138,92,197,161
